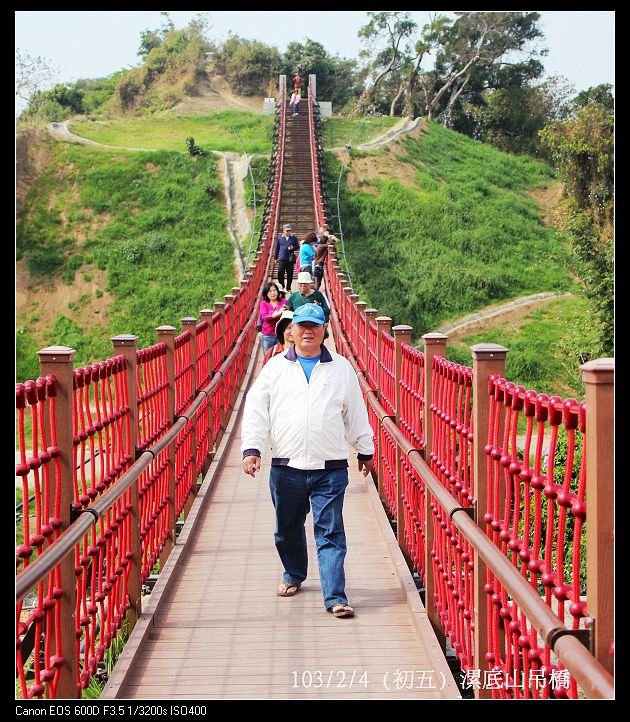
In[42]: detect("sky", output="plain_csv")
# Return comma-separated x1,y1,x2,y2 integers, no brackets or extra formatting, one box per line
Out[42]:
15,10,615,100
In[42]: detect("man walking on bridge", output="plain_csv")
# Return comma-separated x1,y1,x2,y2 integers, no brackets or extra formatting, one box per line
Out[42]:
241,303,374,618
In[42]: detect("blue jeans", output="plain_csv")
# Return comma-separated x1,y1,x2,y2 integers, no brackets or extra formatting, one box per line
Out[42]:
262,334,277,354
269,466,349,609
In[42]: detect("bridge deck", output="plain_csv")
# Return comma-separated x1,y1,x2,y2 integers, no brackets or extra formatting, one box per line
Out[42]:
104,336,460,700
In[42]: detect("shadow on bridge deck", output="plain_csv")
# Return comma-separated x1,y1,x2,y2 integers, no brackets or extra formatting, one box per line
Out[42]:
103,334,460,700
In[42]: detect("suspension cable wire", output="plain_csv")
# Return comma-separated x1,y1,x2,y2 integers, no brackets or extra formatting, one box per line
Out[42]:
334,151,352,290
231,127,258,278
331,122,365,291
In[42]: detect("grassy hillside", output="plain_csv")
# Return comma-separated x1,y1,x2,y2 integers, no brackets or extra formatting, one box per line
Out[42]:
321,116,400,147
70,112,398,154
70,111,274,153
330,120,577,337
445,295,593,399
16,136,236,381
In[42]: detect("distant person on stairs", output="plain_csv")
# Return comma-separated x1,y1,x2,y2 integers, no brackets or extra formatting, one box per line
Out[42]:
290,90,301,116
275,224,298,292
292,72,302,94
299,233,317,277
241,302,375,618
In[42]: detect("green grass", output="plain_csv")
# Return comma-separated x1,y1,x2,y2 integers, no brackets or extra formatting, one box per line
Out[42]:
444,295,594,399
17,138,237,374
330,120,578,340
70,111,274,154
242,155,270,265
321,116,401,148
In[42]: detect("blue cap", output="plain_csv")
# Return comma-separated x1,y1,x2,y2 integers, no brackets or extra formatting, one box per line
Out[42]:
292,303,326,325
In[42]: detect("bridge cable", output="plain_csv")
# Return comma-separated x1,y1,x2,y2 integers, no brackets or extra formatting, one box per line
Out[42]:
231,127,259,278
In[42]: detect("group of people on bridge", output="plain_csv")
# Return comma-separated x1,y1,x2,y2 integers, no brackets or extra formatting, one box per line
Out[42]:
243,220,372,620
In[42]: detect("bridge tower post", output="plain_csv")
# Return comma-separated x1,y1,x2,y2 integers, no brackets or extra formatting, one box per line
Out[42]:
181,317,198,520
471,343,508,698
111,334,141,629
38,345,79,698
394,325,414,569
375,317,392,502
156,325,176,568
309,74,316,102
421,332,449,651
581,358,614,676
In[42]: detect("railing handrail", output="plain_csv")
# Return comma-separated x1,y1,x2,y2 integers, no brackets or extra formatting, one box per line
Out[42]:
16,312,260,602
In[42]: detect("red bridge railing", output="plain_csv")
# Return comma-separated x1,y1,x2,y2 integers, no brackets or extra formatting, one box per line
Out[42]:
15,79,287,699
309,106,613,697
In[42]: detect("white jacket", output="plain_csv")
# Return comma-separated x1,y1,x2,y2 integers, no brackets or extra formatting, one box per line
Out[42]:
241,345,375,470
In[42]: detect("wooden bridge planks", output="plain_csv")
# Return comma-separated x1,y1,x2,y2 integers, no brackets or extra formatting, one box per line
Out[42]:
106,340,460,700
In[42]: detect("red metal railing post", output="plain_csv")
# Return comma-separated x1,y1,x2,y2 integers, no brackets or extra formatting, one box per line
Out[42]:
199,309,214,474
394,325,413,568
375,317,392,501
110,334,141,628
214,301,226,362
200,308,214,380
37,345,78,698
156,325,176,567
471,342,508,697
422,332,448,650
342,286,352,335
364,309,378,379
354,300,366,360
581,358,614,676
181,317,198,519
349,294,360,354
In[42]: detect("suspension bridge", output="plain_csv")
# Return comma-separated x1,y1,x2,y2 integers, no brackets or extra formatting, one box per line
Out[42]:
16,76,614,701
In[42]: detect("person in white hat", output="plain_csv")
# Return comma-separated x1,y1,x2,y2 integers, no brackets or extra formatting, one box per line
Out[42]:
275,224,298,292
285,272,330,322
241,303,374,618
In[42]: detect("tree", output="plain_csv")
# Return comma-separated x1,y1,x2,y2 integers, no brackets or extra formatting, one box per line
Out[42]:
539,98,614,356
284,39,362,109
15,49,58,112
357,11,418,115
573,83,614,111
421,11,545,121
138,29,163,58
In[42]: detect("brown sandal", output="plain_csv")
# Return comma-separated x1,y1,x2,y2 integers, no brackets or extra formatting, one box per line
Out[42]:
277,581,301,597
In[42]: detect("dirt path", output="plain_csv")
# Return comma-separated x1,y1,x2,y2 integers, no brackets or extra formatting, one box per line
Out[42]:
47,121,156,151
329,116,423,152
170,75,264,115
436,291,573,340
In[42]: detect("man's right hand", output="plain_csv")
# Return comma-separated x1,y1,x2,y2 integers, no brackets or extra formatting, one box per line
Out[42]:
242,455,261,477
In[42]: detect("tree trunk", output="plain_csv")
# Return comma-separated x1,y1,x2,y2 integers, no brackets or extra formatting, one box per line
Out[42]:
390,82,405,116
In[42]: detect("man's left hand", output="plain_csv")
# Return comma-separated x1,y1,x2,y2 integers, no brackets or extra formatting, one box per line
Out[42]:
358,459,373,477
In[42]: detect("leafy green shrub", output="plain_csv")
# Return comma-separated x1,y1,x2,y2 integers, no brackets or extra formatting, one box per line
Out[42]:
145,231,170,253
121,243,143,263
26,248,63,276
16,328,40,382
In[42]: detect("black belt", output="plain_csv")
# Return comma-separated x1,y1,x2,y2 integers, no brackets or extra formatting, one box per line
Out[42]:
271,458,348,469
